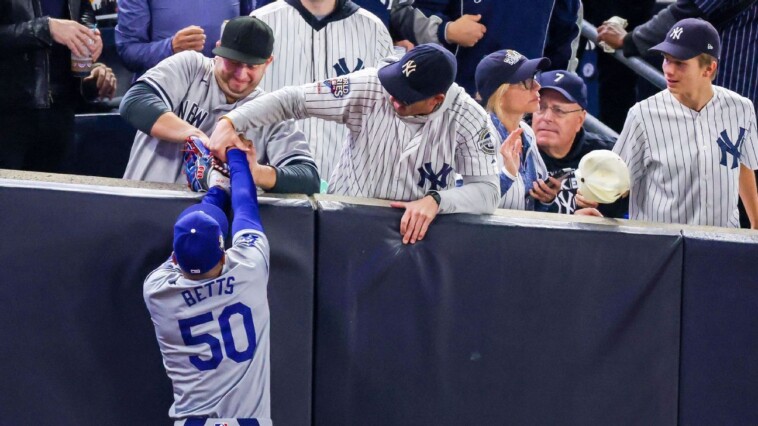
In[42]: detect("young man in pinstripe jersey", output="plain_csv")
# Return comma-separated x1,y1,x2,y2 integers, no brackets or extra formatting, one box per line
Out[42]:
209,44,500,244
613,18,758,228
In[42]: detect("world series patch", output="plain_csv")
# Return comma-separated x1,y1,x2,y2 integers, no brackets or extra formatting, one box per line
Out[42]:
323,77,350,98
477,128,496,155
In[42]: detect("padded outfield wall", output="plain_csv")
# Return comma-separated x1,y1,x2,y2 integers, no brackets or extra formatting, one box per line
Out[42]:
1,172,757,425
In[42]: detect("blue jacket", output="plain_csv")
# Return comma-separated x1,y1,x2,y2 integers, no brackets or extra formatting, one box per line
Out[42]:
115,0,252,78
413,0,580,96
491,114,551,212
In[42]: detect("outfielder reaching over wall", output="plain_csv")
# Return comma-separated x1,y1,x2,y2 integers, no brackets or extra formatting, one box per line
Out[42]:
144,144,272,425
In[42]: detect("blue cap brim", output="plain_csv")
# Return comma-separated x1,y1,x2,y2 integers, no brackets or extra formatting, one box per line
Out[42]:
539,86,587,109
508,57,551,84
377,62,430,105
649,41,701,60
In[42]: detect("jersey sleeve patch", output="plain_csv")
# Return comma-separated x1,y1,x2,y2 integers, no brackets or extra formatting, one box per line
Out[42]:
320,77,351,98
477,128,496,155
236,233,260,248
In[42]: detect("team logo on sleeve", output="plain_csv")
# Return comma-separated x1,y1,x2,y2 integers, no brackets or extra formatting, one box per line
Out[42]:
476,128,496,155
716,127,746,169
323,77,350,98
238,234,259,247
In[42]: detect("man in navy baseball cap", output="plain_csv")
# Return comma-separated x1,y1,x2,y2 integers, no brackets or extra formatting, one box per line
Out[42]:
475,49,551,104
649,18,721,98
649,18,721,61
531,70,621,217
537,70,588,110
378,43,457,116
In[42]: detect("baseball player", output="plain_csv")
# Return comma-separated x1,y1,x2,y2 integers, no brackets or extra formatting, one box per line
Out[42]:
120,16,319,195
613,18,758,228
250,0,395,183
209,43,500,244
143,146,271,425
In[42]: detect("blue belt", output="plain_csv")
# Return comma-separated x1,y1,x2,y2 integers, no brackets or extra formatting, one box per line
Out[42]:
184,419,260,426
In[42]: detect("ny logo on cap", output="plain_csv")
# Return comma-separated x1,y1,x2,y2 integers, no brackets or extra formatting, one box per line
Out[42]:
503,50,521,65
707,43,714,50
670,27,684,40
402,60,417,77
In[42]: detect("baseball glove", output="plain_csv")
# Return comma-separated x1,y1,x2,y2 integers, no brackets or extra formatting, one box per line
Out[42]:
183,136,230,192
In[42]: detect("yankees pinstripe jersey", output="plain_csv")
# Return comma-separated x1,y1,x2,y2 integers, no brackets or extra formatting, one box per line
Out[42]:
122,51,313,185
251,0,394,181
695,1,758,112
613,86,758,227
224,68,499,208
144,230,271,423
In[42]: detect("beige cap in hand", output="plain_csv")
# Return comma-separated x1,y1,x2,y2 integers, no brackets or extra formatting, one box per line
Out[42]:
575,150,630,204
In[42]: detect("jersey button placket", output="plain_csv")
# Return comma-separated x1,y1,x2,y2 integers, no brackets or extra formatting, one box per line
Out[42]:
695,118,708,180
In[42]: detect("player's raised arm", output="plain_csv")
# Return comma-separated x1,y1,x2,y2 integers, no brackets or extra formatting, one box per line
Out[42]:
228,148,263,235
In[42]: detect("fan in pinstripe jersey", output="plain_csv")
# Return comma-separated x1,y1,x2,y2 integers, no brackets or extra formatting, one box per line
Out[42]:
612,18,758,228
209,44,501,244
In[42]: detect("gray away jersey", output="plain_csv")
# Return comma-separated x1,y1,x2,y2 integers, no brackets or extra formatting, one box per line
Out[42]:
144,230,271,422
123,51,313,184
613,86,758,227
225,68,499,209
251,1,394,181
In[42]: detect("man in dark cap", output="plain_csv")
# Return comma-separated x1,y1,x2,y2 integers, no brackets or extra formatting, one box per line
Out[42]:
612,18,758,228
120,16,319,195
209,43,500,244
532,70,626,217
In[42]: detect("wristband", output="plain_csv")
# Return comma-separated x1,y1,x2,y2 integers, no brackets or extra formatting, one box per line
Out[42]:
426,190,441,206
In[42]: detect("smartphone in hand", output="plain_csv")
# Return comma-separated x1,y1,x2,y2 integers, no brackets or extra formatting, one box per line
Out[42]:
542,168,573,187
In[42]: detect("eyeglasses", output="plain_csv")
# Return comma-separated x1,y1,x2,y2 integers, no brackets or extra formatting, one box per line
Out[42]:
515,77,540,91
534,103,584,118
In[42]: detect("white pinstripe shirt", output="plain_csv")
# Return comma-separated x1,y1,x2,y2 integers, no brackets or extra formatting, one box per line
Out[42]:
613,86,758,227
225,69,499,212
252,1,394,181
695,1,758,111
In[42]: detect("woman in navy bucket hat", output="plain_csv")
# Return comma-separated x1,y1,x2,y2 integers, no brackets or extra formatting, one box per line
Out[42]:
475,49,562,211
